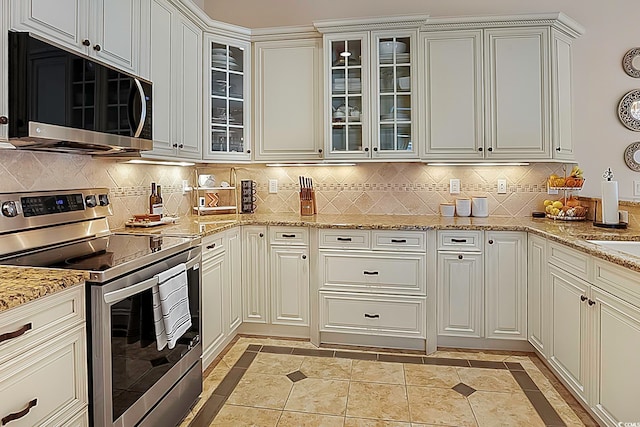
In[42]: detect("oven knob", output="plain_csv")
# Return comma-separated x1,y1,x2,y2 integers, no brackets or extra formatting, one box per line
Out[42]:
1,201,19,217
98,194,110,206
85,195,97,208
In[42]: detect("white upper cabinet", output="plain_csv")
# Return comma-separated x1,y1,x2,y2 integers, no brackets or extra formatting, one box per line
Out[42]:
203,34,251,161
11,0,149,77
253,37,323,161
420,14,583,162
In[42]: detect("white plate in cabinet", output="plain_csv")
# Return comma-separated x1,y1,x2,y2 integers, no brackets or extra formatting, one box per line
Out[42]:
318,229,370,249
371,231,426,252
0,286,84,366
269,227,309,246
319,291,426,338
0,326,87,427
437,230,483,251
320,250,426,295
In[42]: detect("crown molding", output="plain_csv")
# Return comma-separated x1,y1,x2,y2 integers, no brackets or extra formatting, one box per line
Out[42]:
250,25,320,42
314,14,430,34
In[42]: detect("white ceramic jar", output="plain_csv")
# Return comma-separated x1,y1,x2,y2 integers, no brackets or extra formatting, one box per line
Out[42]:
440,203,455,217
472,196,489,217
455,198,471,217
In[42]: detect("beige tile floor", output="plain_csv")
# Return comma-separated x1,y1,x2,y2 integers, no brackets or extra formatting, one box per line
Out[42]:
182,336,595,427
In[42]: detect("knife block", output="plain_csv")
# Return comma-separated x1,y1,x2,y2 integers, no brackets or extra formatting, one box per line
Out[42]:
300,190,317,216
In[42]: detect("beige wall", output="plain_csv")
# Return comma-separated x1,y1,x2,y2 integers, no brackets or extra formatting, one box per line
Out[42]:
204,0,640,200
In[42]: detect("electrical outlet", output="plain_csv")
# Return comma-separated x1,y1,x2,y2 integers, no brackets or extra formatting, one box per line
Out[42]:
268,179,278,194
497,179,507,194
449,179,460,194
634,181,640,197
547,188,559,195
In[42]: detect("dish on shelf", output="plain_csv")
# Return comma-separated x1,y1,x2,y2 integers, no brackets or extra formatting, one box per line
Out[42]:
211,48,229,55
379,41,406,55
380,113,410,121
380,53,410,63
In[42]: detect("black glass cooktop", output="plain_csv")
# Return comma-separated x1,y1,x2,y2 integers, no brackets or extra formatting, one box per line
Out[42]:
0,234,195,282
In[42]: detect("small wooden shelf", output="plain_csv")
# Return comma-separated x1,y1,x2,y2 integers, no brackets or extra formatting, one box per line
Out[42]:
195,186,236,191
193,206,237,213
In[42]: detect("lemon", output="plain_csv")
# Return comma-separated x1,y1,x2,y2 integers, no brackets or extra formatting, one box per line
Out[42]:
552,201,563,209
551,207,560,215
543,199,553,206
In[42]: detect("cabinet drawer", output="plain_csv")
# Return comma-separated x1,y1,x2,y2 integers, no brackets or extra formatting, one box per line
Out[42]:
548,241,592,281
593,259,640,309
320,291,426,338
0,326,87,427
372,231,426,252
269,226,309,246
319,229,370,249
0,287,84,366
202,233,224,259
438,230,483,251
320,250,426,295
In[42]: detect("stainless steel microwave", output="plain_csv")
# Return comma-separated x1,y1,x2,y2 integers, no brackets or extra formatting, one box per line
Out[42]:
6,32,153,155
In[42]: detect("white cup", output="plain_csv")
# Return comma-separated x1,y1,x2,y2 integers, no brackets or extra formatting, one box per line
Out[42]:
440,203,455,217
455,198,471,217
198,174,215,187
472,197,489,217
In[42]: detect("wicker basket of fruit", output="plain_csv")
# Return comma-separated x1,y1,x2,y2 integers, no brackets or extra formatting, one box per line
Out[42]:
543,197,588,221
547,166,585,189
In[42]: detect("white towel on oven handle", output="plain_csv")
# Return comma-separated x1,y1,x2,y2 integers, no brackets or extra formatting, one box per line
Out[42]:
152,263,192,350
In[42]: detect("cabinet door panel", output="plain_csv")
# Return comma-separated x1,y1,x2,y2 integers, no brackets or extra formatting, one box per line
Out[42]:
527,234,547,355
421,31,483,159
437,252,483,337
548,265,588,402
176,16,202,158
485,28,549,158
592,287,640,425
12,0,85,51
271,247,309,326
92,0,138,72
226,228,242,333
242,226,268,323
202,252,225,368
485,232,526,340
255,39,322,160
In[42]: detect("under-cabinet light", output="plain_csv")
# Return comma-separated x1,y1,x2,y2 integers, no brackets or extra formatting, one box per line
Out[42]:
123,159,196,167
265,163,356,167
427,162,530,166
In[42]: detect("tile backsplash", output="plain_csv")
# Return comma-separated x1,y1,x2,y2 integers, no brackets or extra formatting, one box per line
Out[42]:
202,162,565,217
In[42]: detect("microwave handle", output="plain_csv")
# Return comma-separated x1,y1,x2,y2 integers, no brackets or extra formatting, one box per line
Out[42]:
128,79,147,138
103,276,158,304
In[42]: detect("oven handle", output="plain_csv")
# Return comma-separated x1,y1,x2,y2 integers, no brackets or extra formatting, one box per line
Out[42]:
104,276,159,305
102,258,199,305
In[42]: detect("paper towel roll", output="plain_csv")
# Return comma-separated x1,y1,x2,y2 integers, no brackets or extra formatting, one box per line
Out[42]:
601,180,619,224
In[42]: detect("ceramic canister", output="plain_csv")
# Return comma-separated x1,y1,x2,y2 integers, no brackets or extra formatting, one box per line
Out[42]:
472,196,489,217
440,203,455,217
455,198,471,217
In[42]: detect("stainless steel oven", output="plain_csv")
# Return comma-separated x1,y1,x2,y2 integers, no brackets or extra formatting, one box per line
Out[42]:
0,189,202,427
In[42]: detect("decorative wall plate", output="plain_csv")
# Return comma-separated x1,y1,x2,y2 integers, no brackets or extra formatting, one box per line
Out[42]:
624,141,640,171
623,48,640,78
618,90,640,131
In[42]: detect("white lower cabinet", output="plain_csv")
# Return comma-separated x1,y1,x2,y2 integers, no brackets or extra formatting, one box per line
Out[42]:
527,233,548,355
201,237,226,369
241,226,269,323
226,227,242,333
0,286,87,426
270,246,309,326
437,231,526,341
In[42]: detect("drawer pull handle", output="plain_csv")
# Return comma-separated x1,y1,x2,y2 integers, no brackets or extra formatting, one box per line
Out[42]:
0,323,32,344
336,237,352,242
451,238,467,243
363,271,379,275
391,239,407,243
364,313,380,319
2,399,37,425
282,234,296,238
206,243,216,250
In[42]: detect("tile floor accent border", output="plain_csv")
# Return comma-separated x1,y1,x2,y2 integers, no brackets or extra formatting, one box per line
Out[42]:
189,344,568,427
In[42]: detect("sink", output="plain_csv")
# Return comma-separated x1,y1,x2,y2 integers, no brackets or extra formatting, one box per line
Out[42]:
587,240,640,257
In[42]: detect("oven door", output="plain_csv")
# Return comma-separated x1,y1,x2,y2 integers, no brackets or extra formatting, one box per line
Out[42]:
90,248,201,427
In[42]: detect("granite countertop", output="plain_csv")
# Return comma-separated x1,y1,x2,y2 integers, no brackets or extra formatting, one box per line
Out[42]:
5,213,640,313
0,267,88,314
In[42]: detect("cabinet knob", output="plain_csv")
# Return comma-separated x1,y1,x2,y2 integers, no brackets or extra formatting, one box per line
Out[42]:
302,254,307,259
556,147,561,152
588,299,596,306
172,143,178,148
82,39,91,46
373,147,378,152
259,233,264,237
364,147,369,152
178,144,184,148
247,149,251,154
0,116,7,125
488,239,494,244
93,44,101,52
318,149,323,153
478,147,483,152
487,147,493,152
458,254,463,260
580,295,587,302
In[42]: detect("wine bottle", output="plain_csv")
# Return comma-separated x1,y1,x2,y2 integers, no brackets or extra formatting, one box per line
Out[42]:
153,185,164,217
149,182,157,215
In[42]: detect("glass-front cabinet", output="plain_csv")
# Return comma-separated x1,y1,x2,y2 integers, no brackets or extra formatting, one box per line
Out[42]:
204,34,251,161
325,33,370,159
323,31,417,160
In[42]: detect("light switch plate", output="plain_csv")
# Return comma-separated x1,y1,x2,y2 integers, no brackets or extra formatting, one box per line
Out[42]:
269,179,278,194
634,181,640,197
497,179,507,194
450,179,460,194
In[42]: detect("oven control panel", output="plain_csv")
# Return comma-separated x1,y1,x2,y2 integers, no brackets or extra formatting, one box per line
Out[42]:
21,193,85,217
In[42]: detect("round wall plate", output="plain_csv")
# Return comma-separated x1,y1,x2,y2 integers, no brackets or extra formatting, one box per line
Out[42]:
618,90,640,131
624,141,640,171
623,47,640,78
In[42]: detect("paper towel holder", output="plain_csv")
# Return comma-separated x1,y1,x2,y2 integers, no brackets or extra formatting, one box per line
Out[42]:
593,199,628,229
